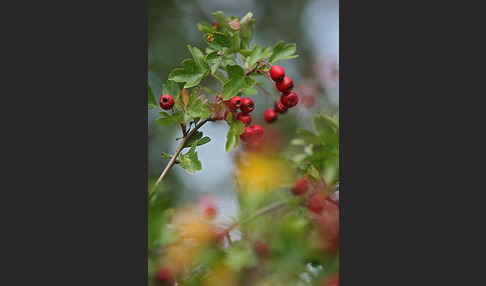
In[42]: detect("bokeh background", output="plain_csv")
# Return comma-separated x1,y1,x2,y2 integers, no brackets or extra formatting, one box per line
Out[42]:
148,0,339,228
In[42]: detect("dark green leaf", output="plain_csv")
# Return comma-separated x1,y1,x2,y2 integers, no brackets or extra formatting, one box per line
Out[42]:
162,80,180,98
206,52,222,74
269,41,299,64
156,111,181,126
239,12,255,47
225,113,245,152
179,144,202,174
222,65,256,100
212,11,229,30
183,131,203,148
246,44,272,69
205,32,232,50
182,88,212,124
197,21,213,33
168,58,208,89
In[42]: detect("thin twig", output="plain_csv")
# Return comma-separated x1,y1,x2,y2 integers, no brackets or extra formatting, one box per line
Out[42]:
151,119,210,198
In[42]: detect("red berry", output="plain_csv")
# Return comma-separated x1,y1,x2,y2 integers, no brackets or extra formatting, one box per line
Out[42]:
236,112,252,125
274,100,288,113
251,124,264,138
240,126,255,142
240,97,255,113
159,94,175,110
323,274,339,286
197,196,217,219
292,177,309,195
276,76,294,92
264,108,278,123
281,92,299,108
254,241,269,256
229,96,242,110
269,65,285,82
307,193,326,214
156,267,174,285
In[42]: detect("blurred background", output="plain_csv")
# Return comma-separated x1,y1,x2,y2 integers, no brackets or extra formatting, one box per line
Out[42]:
148,0,339,228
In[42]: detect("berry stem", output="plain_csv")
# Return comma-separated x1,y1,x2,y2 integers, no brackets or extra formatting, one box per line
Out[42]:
151,118,210,196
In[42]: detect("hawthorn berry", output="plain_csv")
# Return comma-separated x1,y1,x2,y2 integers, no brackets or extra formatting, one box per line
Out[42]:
276,76,294,92
274,100,288,113
240,97,255,113
270,65,285,82
197,196,217,219
156,267,174,285
251,124,264,138
292,177,309,195
254,241,269,257
237,112,252,125
307,193,326,214
240,126,255,142
264,108,278,123
229,96,242,110
323,274,339,286
281,91,299,108
159,94,175,110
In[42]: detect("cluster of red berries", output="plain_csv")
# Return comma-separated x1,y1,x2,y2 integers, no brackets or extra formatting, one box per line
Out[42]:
291,176,339,252
223,95,265,144
159,94,175,110
263,65,299,123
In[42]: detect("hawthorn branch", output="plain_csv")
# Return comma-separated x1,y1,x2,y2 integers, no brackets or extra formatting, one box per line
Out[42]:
151,118,210,195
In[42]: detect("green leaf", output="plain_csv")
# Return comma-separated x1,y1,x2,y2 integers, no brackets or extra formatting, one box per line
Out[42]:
156,111,181,126
269,41,299,64
206,52,222,74
212,11,229,30
296,129,320,145
246,44,272,69
148,83,157,109
183,131,211,149
182,88,212,124
314,114,339,146
222,65,256,100
187,45,208,69
230,31,241,53
239,12,255,47
205,32,232,50
225,113,245,152
197,21,213,33
168,58,208,89
243,87,258,96
179,144,202,174
162,80,180,98
161,152,173,159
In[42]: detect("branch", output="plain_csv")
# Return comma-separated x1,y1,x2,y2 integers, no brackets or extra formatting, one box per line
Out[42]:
151,119,210,197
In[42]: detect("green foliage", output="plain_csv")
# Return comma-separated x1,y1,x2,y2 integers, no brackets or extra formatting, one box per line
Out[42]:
183,131,211,149
222,65,256,100
178,143,202,174
225,113,245,152
269,41,299,64
292,113,340,184
156,111,181,126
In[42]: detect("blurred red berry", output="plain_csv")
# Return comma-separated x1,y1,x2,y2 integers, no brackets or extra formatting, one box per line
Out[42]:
269,65,285,81
159,94,174,110
281,92,299,108
229,96,242,110
264,108,278,123
240,126,255,142
307,193,326,214
302,94,316,108
156,267,174,285
323,274,339,286
274,100,288,113
254,241,269,256
236,112,252,125
276,76,294,92
251,124,264,138
197,195,217,219
240,97,255,113
292,177,309,195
